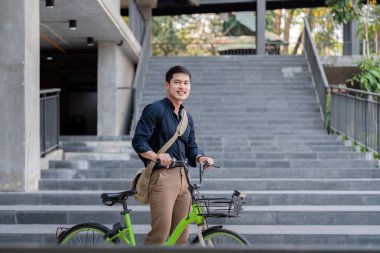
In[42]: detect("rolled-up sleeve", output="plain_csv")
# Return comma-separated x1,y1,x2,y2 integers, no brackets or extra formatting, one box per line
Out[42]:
132,104,160,154
186,115,205,167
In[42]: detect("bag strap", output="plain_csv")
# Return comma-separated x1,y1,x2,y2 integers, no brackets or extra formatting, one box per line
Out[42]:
146,109,188,171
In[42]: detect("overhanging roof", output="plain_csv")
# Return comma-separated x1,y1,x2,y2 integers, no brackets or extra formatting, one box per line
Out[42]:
121,0,328,16
41,0,140,61
122,0,380,16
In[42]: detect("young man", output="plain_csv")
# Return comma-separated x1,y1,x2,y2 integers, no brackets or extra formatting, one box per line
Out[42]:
132,66,214,245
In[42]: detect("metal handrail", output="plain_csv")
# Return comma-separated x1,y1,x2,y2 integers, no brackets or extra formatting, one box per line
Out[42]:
40,88,61,95
331,85,380,97
303,17,329,127
330,85,380,156
40,89,61,157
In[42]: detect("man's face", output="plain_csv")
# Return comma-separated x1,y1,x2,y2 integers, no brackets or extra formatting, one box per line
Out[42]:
165,72,191,102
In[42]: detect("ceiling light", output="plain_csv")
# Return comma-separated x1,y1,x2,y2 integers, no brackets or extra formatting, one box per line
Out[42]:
46,51,53,61
46,0,54,8
69,20,77,30
87,37,94,47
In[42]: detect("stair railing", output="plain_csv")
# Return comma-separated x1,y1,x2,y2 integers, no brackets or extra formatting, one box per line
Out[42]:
303,17,329,128
330,85,380,156
40,89,61,157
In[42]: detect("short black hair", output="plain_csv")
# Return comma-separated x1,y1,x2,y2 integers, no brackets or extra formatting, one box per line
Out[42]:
165,66,191,83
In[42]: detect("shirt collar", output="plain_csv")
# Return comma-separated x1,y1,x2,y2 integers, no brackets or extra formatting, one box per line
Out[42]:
163,97,184,111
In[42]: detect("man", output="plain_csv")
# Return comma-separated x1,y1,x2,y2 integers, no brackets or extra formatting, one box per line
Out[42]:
132,66,214,245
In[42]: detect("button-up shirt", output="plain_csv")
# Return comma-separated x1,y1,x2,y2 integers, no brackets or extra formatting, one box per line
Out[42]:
132,98,205,168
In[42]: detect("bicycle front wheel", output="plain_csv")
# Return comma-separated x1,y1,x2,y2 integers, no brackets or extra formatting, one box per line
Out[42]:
58,223,118,246
191,228,250,247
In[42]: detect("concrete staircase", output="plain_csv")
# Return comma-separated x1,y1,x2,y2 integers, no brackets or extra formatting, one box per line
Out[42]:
1,55,380,246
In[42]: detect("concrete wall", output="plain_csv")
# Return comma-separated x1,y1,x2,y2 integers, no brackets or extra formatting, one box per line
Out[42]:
0,0,40,191
98,42,135,135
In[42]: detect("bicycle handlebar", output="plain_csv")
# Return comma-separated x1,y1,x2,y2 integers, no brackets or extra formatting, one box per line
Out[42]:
154,159,219,192
167,160,219,191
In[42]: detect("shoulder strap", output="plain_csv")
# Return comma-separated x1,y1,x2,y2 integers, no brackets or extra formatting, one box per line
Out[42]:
146,110,188,170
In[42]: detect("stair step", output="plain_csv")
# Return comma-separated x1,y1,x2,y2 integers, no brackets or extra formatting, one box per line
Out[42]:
63,153,131,161
3,191,380,206
3,205,380,225
41,167,380,180
48,159,377,169
38,178,380,191
1,224,380,246
59,141,131,147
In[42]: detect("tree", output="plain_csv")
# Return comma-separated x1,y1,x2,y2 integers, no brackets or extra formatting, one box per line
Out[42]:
327,0,380,92
152,16,185,56
273,10,282,35
307,8,341,56
152,14,223,56
326,0,379,55
326,0,363,24
283,10,294,54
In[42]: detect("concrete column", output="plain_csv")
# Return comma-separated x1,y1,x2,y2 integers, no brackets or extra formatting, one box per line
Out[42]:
98,42,135,135
0,0,40,191
343,21,360,55
129,0,145,43
256,0,266,55
137,0,154,51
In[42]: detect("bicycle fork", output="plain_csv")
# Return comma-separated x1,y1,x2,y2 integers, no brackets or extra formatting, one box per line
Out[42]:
197,220,214,247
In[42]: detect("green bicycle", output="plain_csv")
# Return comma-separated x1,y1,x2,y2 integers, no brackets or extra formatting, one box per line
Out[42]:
56,161,250,247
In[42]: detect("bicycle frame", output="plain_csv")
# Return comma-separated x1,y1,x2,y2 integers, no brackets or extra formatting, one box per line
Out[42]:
106,212,136,245
58,162,248,247
164,202,206,246
105,201,206,246
105,162,211,246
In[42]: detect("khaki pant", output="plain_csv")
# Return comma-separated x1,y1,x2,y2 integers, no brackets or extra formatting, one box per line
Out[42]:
145,167,191,245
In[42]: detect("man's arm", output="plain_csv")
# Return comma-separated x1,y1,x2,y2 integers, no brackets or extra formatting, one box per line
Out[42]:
132,104,172,168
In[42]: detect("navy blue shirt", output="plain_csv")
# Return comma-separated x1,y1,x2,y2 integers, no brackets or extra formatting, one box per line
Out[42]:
132,98,205,168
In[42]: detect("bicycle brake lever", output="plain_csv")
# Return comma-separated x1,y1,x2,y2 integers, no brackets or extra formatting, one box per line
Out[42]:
203,162,220,168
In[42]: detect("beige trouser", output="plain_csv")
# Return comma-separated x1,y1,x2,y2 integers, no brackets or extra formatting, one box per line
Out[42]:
145,167,191,245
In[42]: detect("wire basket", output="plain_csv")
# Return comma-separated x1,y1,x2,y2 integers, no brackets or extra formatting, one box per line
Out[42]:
195,191,246,218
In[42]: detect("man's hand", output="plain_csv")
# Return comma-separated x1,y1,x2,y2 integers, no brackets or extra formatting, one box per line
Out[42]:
198,156,214,169
139,151,172,168
156,153,172,168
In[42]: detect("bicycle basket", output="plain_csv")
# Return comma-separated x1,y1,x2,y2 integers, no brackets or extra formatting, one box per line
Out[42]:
195,190,246,218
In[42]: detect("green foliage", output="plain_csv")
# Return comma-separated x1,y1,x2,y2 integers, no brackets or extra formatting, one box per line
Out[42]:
152,16,186,56
356,4,380,54
307,8,343,56
326,0,363,24
266,10,276,33
152,14,223,56
348,57,380,92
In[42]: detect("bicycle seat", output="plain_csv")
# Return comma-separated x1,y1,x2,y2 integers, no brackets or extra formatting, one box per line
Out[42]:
101,190,137,206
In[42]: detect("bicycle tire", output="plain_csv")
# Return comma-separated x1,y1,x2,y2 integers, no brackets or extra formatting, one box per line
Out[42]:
58,222,119,246
191,228,250,247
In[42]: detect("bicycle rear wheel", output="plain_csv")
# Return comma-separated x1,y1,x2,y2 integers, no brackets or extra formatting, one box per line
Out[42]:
58,223,118,246
191,228,250,247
